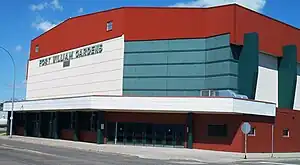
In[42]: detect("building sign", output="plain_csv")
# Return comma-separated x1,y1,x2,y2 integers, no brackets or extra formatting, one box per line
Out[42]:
39,44,103,67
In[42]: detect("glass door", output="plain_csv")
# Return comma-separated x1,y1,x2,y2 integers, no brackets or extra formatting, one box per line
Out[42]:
154,124,164,146
124,123,134,144
134,123,144,145
174,124,185,147
145,123,153,145
165,125,174,146
106,122,116,144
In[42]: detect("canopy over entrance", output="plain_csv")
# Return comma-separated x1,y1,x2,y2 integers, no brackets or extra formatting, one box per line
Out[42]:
3,95,276,117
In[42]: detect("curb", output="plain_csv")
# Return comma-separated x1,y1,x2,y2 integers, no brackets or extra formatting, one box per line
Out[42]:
1,136,300,162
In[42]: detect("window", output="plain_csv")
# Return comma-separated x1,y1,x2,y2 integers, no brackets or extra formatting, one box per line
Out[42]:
283,128,290,137
106,21,113,31
35,45,39,53
248,127,256,136
208,124,227,137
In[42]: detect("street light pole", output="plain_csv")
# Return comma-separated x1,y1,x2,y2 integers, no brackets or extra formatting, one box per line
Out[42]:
0,46,16,138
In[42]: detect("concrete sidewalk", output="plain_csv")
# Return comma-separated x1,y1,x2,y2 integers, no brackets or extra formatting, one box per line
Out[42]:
1,135,300,163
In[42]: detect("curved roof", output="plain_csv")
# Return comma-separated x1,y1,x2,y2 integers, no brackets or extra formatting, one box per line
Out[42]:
30,4,300,62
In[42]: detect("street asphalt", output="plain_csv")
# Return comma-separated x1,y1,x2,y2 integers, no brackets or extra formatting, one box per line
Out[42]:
0,138,300,165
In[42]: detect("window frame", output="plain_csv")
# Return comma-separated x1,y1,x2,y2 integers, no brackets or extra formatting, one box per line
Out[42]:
106,21,113,31
283,128,290,137
35,45,39,53
248,127,256,136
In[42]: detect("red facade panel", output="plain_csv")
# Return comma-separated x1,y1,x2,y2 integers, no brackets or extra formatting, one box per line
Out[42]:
105,111,300,153
244,116,274,153
193,114,243,152
29,5,300,61
124,8,206,41
79,131,97,143
193,114,274,153
30,9,124,60
203,6,235,38
123,6,235,41
60,129,74,141
274,109,300,152
235,7,300,60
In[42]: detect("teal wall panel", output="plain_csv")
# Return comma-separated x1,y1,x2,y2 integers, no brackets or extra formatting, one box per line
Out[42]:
125,40,169,52
206,47,234,62
124,65,168,77
205,76,238,89
166,78,205,90
205,34,230,49
124,78,167,89
167,51,206,63
230,62,239,75
125,48,235,65
123,90,167,96
205,61,238,76
278,45,297,109
238,33,259,99
297,63,300,75
125,61,237,77
124,90,201,97
167,64,205,76
124,52,168,64
168,39,206,51
166,91,200,96
123,34,238,97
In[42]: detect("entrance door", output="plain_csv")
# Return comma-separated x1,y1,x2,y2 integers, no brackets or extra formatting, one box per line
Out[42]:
124,123,134,144
32,113,40,137
154,124,164,146
134,123,144,145
165,125,174,146
40,112,51,138
174,124,185,147
145,124,153,145
106,122,116,144
106,122,185,148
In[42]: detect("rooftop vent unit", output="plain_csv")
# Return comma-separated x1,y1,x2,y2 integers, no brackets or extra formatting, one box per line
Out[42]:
200,90,217,97
216,90,248,99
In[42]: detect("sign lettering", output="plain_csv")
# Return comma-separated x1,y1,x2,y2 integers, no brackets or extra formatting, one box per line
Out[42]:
39,44,103,67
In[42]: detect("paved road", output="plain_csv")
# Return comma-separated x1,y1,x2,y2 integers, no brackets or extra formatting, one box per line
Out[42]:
0,138,299,165
0,138,206,165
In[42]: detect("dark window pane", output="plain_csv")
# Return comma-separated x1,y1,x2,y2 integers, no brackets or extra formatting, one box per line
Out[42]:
283,128,289,137
248,127,256,136
208,124,227,137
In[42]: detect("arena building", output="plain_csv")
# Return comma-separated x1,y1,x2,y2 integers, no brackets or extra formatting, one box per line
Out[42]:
3,4,300,153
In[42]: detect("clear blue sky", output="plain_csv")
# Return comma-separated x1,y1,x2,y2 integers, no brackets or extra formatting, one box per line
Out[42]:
0,0,299,101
